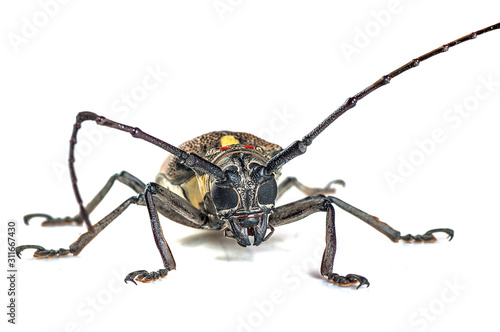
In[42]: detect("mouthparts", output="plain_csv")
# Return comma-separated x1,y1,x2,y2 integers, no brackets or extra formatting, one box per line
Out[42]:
228,213,269,246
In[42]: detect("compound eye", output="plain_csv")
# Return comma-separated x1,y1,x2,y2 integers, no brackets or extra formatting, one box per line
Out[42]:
211,185,239,210
257,180,277,205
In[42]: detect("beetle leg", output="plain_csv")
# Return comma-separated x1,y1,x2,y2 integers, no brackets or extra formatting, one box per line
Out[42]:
24,171,145,227
270,195,454,287
276,177,345,200
321,202,369,289
18,180,210,283
123,182,210,285
16,194,145,259
328,196,454,243
68,181,207,261
270,196,369,289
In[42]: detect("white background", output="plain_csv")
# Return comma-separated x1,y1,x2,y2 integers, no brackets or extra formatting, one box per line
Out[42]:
1,1,499,331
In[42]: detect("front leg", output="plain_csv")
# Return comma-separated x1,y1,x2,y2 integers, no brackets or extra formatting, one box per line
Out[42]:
124,183,176,285
321,202,369,289
270,196,369,289
125,182,209,285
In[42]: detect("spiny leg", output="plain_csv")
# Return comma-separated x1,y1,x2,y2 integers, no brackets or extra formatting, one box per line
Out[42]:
328,196,454,243
17,194,144,259
24,171,145,227
321,202,369,289
18,181,210,284
19,194,172,283
269,195,454,287
269,196,369,289
124,184,176,285
276,177,345,201
124,182,209,285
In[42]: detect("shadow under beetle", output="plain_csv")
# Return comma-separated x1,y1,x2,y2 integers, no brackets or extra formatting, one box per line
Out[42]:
16,22,499,288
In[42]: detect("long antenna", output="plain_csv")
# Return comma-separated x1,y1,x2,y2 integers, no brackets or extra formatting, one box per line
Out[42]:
264,22,500,175
69,112,226,231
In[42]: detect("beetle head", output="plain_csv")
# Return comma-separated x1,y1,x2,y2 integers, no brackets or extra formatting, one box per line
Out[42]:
208,150,277,247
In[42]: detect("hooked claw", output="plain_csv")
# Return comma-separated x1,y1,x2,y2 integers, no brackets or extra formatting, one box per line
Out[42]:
124,269,169,285
24,213,80,226
326,273,370,289
16,245,70,259
400,228,454,242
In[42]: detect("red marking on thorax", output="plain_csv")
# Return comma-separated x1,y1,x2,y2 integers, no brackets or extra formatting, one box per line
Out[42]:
219,145,255,150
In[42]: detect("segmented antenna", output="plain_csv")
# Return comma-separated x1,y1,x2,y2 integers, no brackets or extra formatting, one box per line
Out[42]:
69,112,226,231
264,22,500,175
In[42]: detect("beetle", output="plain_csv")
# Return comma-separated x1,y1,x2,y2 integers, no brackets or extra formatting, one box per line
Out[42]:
16,22,499,289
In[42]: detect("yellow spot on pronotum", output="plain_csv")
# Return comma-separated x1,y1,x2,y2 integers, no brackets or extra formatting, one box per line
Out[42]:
221,135,239,146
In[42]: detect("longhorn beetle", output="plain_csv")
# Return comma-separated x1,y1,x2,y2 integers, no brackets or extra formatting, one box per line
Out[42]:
16,22,499,289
